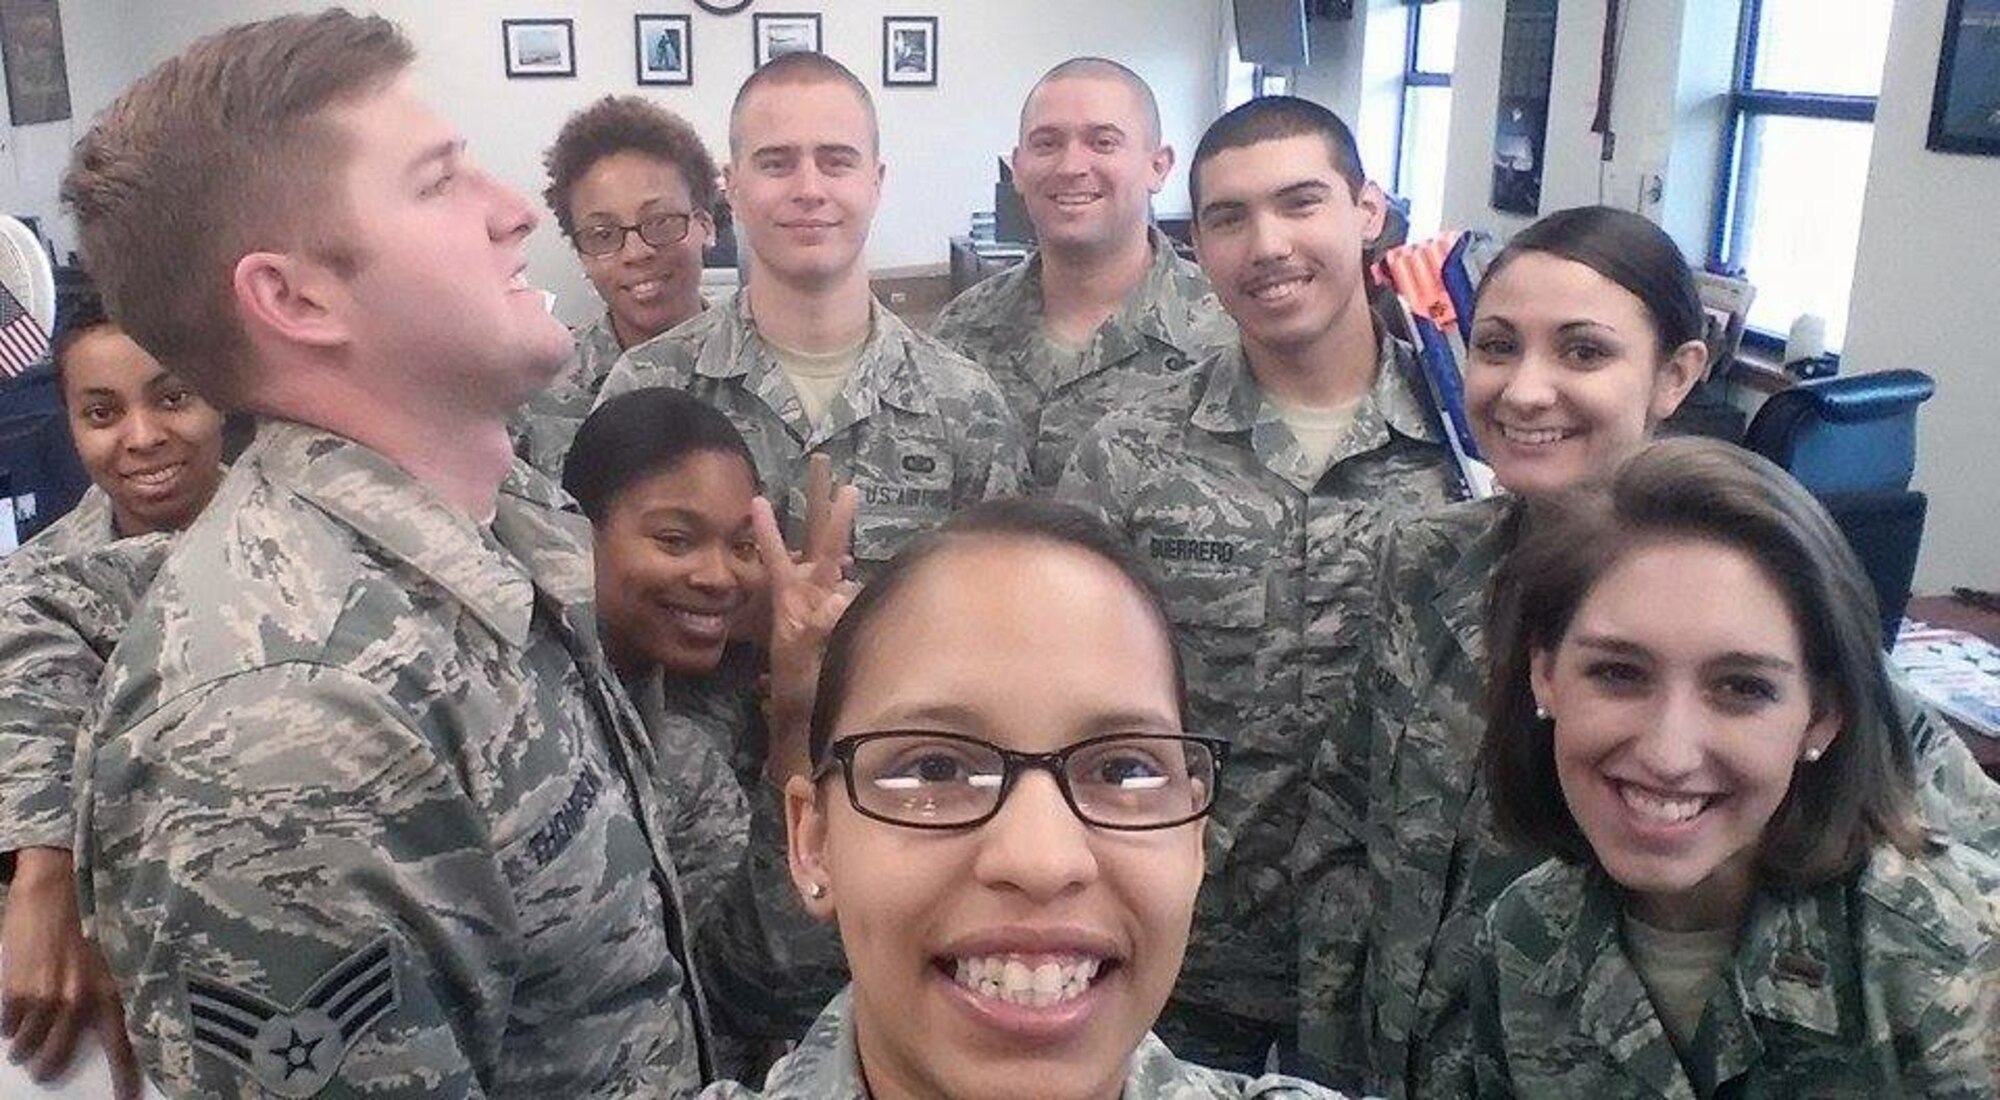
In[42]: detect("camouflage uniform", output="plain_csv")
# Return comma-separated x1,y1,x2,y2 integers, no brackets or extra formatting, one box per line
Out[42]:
0,489,167,857
75,420,711,1098
1059,333,1459,1070
595,291,1029,573
697,987,1356,1099
1470,846,2000,1098
1297,496,2000,1099
931,227,1233,489
625,667,750,930
511,312,625,480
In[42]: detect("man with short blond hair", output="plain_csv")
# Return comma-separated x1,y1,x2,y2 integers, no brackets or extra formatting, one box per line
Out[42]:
932,56,1229,489
63,11,712,1096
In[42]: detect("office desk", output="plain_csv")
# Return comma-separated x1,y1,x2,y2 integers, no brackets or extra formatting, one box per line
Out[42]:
1907,593,2000,779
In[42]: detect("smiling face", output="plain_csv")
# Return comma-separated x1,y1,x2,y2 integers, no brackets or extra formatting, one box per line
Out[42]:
1011,75,1171,261
570,150,714,349
788,537,1200,1100
61,326,226,536
1532,537,1838,930
1191,133,1384,366
1466,252,1704,498
727,78,883,289
591,451,765,678
324,75,571,418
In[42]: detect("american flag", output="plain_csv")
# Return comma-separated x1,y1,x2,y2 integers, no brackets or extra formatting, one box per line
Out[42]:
0,281,51,379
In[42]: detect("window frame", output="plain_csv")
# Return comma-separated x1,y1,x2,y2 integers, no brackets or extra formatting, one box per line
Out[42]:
1710,0,1881,352
1393,1,1455,201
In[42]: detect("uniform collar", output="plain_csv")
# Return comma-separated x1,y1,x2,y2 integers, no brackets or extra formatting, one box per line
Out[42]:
1427,497,1521,667
699,290,939,443
253,419,568,649
1189,330,1441,492
989,228,1211,392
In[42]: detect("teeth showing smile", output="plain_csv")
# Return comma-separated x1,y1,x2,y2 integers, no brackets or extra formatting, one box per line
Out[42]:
1617,782,1711,825
1052,193,1101,208
1247,276,1310,303
627,279,664,302
126,464,183,488
1499,424,1574,446
951,955,1102,1009
668,608,727,636
508,271,531,292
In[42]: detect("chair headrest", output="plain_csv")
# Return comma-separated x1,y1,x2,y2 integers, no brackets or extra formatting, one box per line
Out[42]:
1793,369,1935,423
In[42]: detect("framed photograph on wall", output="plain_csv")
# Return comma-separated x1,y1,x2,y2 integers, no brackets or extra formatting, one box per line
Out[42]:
882,16,937,87
1928,0,2000,155
0,0,72,126
636,14,692,86
503,18,575,79
754,12,821,67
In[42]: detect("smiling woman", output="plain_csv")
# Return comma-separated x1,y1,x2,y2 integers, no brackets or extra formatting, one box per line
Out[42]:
696,499,1349,1099
1471,437,2000,1098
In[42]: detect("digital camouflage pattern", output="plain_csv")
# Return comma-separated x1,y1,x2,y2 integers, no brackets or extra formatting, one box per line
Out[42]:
595,291,1029,574
625,666,750,930
931,227,1234,489
511,311,626,480
1059,333,1459,1069
1297,495,2000,1099
697,987,1357,1099
0,488,167,856
75,420,711,1099
1471,847,2000,1099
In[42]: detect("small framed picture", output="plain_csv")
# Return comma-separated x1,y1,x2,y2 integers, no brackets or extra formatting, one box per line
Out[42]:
635,14,692,86
753,12,822,68
882,17,937,87
1927,0,2000,156
503,19,575,79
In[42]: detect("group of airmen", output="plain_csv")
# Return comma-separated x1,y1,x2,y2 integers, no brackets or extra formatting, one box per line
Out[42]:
0,7,1995,1100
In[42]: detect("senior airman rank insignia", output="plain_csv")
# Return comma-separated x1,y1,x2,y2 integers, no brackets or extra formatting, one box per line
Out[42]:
185,936,399,1097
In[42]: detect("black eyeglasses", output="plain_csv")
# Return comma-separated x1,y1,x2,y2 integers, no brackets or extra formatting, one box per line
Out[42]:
814,731,1227,831
570,212,696,258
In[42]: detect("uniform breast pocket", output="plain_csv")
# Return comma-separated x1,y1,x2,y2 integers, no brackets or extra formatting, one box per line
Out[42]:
1157,569,1270,726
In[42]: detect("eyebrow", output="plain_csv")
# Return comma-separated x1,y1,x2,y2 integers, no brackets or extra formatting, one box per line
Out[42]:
863,701,1180,736
1570,633,1798,673
1198,179,1334,219
406,138,464,178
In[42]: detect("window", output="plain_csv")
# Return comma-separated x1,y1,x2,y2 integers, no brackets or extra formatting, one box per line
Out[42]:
1713,0,1894,352
1396,1,1460,239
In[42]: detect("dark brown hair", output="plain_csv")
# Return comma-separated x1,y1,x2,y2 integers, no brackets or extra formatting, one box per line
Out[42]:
61,9,413,408
729,51,877,158
542,95,721,240
1474,205,1705,358
1483,437,1923,890
808,498,1186,763
1190,94,1366,211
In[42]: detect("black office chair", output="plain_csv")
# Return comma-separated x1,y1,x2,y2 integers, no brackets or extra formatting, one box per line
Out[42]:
0,367,90,544
1741,369,1937,646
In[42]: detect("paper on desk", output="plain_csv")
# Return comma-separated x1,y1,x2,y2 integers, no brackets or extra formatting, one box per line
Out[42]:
1892,621,2000,737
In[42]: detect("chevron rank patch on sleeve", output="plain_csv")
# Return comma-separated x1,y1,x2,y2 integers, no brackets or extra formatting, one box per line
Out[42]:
184,936,400,1098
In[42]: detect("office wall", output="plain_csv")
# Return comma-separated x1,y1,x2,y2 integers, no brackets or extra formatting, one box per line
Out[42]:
1289,0,1408,194
1438,0,1693,254
3,0,1228,324
1846,0,2000,588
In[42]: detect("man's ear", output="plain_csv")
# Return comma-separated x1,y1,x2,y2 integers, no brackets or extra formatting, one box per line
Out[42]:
1147,143,1175,193
786,774,838,922
232,251,347,352
1355,180,1388,243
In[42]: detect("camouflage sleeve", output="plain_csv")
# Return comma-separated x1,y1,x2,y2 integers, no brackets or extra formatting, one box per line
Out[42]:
954,371,1030,505
1467,919,1518,1099
1881,850,2000,1098
646,705,751,929
927,293,975,358
592,339,691,411
85,664,520,1099
0,538,167,855
1896,677,2000,854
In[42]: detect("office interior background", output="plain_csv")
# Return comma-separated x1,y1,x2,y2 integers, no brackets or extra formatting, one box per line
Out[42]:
2,0,1992,589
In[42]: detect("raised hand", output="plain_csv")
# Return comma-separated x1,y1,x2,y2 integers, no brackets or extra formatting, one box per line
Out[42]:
754,453,859,785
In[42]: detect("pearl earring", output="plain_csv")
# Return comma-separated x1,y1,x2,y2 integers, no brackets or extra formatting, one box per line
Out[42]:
805,882,827,900
1803,746,1824,763
1534,704,1550,721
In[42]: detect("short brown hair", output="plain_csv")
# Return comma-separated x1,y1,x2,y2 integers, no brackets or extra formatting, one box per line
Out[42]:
542,95,721,239
729,51,878,159
1483,437,1924,891
1022,57,1163,146
60,9,413,408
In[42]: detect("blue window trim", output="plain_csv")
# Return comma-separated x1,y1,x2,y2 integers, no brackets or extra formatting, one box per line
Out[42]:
1709,0,1881,353
1393,2,1454,200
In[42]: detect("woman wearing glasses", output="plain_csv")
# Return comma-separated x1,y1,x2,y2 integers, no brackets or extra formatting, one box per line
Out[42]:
703,499,1347,1098
516,95,720,476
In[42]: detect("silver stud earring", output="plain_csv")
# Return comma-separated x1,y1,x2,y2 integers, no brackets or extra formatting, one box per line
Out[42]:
1803,746,1824,763
1534,704,1550,722
805,882,827,900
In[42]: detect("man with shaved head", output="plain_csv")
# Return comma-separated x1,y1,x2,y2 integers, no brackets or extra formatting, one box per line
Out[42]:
933,57,1229,489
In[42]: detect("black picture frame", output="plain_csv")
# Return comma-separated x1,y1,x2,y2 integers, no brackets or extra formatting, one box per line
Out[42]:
882,16,937,87
753,12,821,68
0,0,72,126
1928,0,2000,155
636,14,692,86
502,18,575,79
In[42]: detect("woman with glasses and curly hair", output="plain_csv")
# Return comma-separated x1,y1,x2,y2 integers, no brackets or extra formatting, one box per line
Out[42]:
702,498,1349,1099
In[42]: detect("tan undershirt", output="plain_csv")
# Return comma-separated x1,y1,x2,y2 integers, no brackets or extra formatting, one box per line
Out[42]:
1271,395,1362,476
768,336,865,428
1622,911,1738,1057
